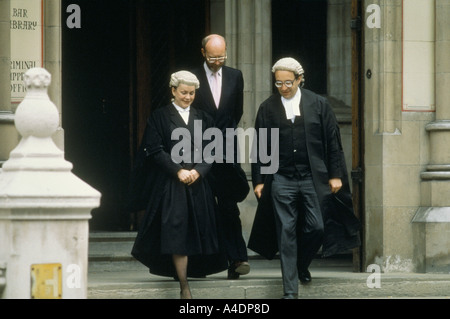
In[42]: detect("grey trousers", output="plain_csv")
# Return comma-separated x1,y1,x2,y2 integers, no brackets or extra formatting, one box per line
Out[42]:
271,173,324,294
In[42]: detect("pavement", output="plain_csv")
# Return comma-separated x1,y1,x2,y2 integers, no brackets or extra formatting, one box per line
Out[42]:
87,255,450,300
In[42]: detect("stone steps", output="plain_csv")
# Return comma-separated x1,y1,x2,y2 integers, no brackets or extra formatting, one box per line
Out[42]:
88,231,137,262
88,231,141,272
87,258,450,299
87,232,450,299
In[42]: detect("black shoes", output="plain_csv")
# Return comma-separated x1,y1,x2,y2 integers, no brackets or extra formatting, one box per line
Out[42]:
227,261,250,279
282,293,298,299
299,269,312,284
227,267,240,279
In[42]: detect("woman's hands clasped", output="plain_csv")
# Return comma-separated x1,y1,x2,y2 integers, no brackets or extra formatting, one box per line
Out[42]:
177,169,200,186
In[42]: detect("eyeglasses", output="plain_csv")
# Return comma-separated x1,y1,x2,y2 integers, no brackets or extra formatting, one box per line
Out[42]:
274,80,296,88
206,55,227,63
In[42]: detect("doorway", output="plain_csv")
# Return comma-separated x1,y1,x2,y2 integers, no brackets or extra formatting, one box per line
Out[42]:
272,0,328,94
61,0,209,230
271,0,365,271
62,0,132,230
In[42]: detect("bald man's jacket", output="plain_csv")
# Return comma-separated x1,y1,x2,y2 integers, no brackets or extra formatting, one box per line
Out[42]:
191,66,248,202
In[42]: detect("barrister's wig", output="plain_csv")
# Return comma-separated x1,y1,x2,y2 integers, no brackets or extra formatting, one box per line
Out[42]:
272,57,304,77
169,70,200,89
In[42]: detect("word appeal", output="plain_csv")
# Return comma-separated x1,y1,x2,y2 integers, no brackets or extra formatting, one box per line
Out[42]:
171,120,279,174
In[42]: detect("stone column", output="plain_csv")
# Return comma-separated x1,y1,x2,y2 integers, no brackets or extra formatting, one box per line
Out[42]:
421,0,450,179
327,0,352,106
0,0,17,167
327,0,353,185
43,0,64,150
225,0,272,142
0,0,10,112
363,0,404,271
0,68,101,299
223,0,272,250
413,0,450,273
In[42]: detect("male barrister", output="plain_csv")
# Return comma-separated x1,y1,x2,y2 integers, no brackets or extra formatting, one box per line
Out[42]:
248,57,360,298
191,34,250,279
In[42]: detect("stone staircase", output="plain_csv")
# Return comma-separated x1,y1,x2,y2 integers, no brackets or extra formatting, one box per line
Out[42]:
88,231,143,271
87,232,450,299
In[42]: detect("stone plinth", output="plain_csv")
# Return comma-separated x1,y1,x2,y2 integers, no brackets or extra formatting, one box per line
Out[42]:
413,207,450,273
0,68,101,299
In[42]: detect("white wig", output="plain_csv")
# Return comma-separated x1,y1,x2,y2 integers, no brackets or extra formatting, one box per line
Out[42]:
272,57,304,76
169,70,200,89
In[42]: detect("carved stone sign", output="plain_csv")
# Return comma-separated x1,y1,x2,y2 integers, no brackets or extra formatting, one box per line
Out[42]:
10,0,43,104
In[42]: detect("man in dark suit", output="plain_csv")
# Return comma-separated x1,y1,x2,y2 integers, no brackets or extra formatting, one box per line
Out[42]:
191,34,250,279
249,57,360,299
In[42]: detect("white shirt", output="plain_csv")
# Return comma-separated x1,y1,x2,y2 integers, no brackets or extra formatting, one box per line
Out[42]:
173,103,190,124
281,88,301,122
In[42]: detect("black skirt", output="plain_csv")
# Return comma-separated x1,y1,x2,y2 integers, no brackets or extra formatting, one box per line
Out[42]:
131,176,228,277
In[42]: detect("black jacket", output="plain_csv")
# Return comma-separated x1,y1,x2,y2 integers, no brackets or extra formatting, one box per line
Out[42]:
191,65,244,134
191,65,249,202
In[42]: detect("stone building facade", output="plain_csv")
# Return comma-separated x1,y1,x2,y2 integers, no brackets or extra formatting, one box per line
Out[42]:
0,0,448,273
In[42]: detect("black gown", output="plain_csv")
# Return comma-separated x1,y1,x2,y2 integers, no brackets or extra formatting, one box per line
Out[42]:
248,89,361,260
131,104,228,277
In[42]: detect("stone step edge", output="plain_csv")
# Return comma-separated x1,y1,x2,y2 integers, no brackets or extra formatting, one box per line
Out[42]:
87,280,450,299
89,231,137,242
89,255,136,262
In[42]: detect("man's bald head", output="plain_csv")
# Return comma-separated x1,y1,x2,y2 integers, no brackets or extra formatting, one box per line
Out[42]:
201,34,227,72
202,34,226,51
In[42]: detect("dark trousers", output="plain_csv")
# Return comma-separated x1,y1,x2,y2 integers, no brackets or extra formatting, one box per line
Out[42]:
217,196,248,264
271,173,324,294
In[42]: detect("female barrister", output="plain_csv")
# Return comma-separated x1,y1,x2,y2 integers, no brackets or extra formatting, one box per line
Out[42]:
131,71,227,299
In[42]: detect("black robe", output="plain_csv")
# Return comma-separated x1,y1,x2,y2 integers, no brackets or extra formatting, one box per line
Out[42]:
248,89,361,259
130,104,228,277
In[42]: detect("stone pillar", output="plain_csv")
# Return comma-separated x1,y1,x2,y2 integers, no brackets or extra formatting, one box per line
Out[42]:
225,0,272,152
363,0,404,271
0,0,17,168
43,0,64,150
0,0,10,112
0,68,101,299
223,0,272,249
413,0,450,273
326,0,353,184
327,0,352,106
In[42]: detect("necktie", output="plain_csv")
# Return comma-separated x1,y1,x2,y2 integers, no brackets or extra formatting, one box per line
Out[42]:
212,72,221,108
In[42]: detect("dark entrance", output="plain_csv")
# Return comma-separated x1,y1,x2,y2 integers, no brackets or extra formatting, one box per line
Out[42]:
61,0,209,230
271,0,328,94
